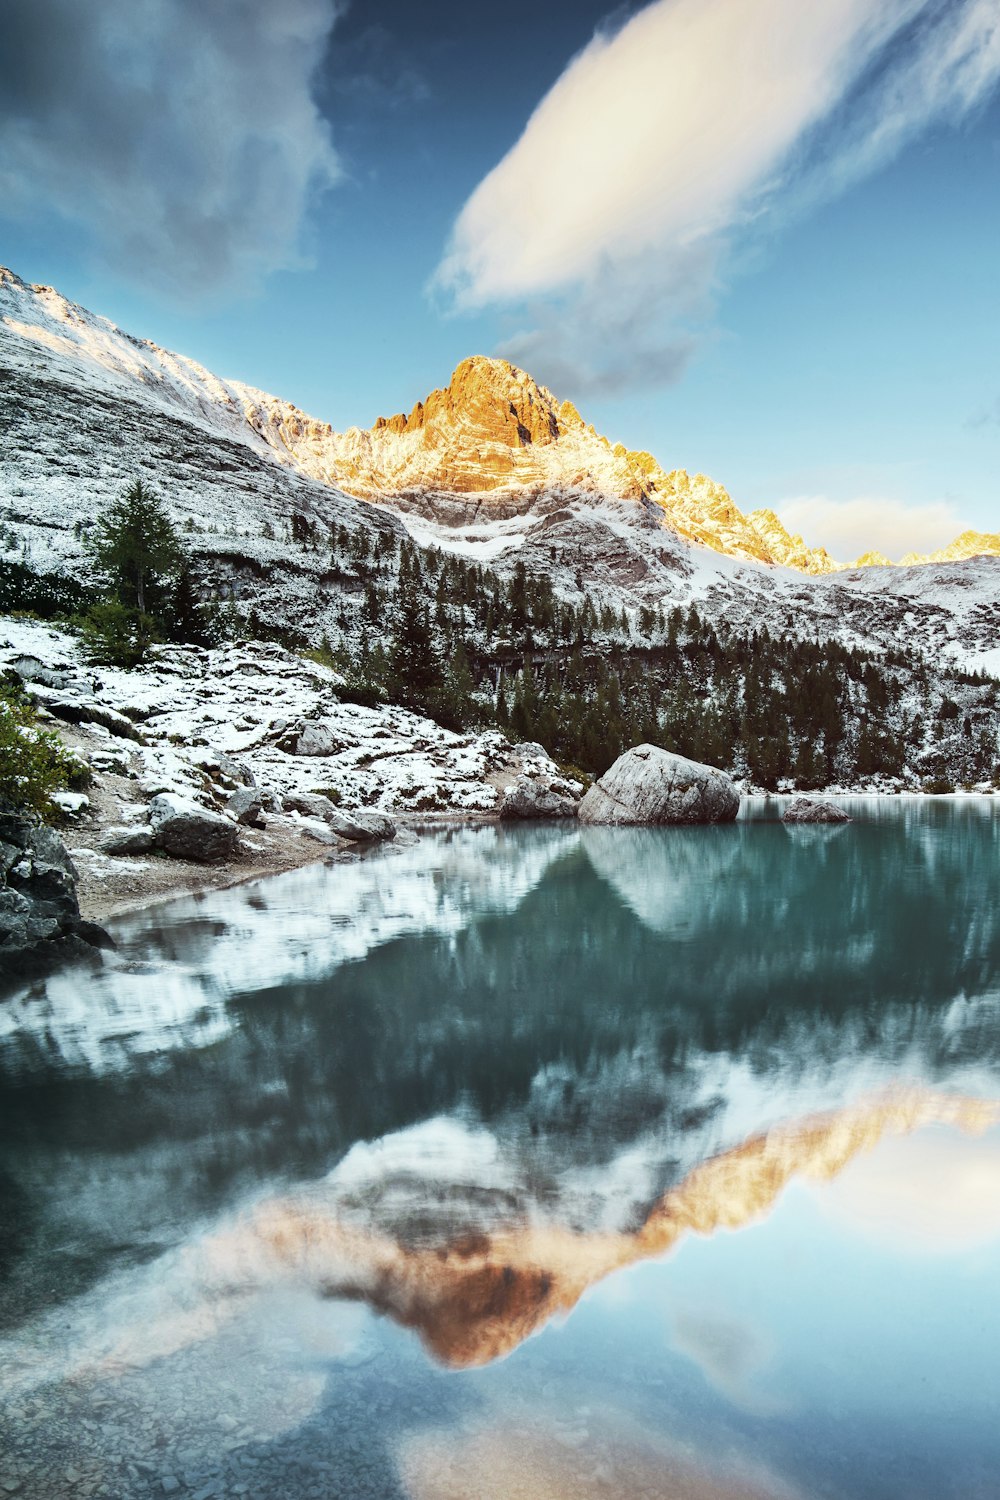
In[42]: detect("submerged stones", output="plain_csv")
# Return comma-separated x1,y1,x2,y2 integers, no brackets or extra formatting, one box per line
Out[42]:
782,796,852,824
577,745,740,826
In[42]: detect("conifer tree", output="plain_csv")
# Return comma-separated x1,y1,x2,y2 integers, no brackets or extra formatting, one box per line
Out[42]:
88,479,182,618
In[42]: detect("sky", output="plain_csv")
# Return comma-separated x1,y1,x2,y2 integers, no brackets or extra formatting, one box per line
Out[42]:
0,0,998,560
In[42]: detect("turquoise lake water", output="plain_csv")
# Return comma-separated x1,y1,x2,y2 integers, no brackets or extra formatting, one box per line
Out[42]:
1,800,999,1499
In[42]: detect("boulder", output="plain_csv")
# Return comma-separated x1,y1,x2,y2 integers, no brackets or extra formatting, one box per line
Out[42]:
500,778,579,819
277,722,345,757
277,794,392,841
282,791,340,821
326,808,396,843
148,793,239,863
577,745,740,826
99,825,156,856
227,787,265,827
782,796,852,825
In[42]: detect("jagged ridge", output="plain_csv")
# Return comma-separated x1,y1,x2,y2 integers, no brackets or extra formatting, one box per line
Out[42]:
3,266,993,574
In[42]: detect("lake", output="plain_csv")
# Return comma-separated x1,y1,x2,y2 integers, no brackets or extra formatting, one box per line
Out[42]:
2,800,999,1500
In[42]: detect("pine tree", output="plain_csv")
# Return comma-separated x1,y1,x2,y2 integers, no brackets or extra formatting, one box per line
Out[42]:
88,479,182,618
388,580,439,709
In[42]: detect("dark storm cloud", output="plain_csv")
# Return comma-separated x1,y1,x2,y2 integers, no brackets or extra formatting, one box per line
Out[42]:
0,0,342,299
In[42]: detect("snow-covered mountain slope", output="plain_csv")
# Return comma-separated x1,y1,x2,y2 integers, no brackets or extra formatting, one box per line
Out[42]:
1,265,998,671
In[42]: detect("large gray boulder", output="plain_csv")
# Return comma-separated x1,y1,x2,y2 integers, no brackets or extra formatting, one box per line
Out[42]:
276,722,346,757
782,796,852,824
148,794,239,863
99,825,156,856
578,745,740,826
281,791,339,821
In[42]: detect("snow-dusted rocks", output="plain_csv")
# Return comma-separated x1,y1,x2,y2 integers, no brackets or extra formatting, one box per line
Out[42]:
578,745,740,826
281,723,346,757
325,808,396,842
0,618,585,926
99,826,156,856
148,794,239,863
782,796,852,824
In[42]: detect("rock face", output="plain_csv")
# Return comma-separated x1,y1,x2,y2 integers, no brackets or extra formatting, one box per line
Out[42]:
782,796,852,824
148,794,240,863
578,746,740,826
0,811,112,982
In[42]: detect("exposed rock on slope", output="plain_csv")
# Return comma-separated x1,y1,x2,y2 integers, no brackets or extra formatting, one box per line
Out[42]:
897,530,1000,568
745,508,839,574
578,745,740,825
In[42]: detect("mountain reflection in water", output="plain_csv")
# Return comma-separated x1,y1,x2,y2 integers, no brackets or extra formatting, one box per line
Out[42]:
1,803,1000,1500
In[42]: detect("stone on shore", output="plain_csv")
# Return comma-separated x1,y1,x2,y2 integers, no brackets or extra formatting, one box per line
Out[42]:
578,745,740,826
227,787,266,827
148,794,239,863
99,825,156,856
782,795,852,824
326,808,396,842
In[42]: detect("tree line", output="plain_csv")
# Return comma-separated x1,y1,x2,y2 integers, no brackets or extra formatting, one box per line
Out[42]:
4,482,998,790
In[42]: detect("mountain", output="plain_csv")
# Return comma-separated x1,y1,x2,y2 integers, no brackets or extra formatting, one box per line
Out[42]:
5,266,994,577
2,264,999,689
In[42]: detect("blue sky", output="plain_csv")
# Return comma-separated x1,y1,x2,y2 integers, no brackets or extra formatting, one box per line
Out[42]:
1,0,998,559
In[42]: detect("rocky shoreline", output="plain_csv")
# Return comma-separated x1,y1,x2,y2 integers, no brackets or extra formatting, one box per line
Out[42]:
0,616,585,982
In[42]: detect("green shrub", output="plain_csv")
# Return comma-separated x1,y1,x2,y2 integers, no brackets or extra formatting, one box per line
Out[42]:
922,775,956,795
80,600,162,668
309,786,342,806
0,684,78,819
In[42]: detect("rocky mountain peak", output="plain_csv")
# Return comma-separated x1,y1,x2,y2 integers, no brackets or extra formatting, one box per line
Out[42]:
372,355,567,451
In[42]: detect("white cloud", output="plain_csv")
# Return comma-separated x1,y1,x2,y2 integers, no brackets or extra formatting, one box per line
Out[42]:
818,1128,1000,1255
434,0,1000,395
777,494,962,562
0,0,343,300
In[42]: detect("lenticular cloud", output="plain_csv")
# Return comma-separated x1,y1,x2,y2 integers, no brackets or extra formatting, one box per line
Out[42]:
434,0,1000,393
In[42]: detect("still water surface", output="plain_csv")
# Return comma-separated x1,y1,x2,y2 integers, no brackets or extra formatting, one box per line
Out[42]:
2,800,1000,1499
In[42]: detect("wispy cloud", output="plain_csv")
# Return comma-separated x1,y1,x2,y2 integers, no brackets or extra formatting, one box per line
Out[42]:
434,0,1000,395
777,494,962,561
325,23,430,110
0,0,343,300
